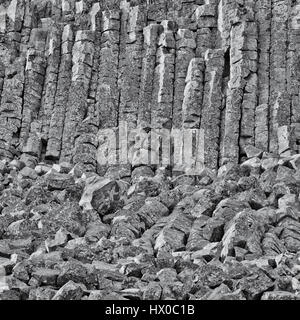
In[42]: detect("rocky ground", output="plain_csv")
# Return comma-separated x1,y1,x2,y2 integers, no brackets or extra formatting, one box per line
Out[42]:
1,148,300,300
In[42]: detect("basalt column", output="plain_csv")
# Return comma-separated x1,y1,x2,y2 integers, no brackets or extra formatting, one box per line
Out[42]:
19,29,47,150
201,49,224,172
137,23,161,129
46,24,74,161
1,0,300,173
222,19,258,165
151,20,176,130
118,4,146,130
95,10,120,130
269,0,290,154
72,2,101,173
95,9,121,176
255,0,271,151
173,29,196,129
287,2,300,154
60,30,95,162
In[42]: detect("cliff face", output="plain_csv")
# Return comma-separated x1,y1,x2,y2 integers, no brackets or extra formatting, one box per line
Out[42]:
3,0,300,301
0,0,300,174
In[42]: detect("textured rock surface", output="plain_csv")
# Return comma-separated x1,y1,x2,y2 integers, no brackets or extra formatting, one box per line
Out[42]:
0,154,299,300
1,0,300,301
0,0,299,169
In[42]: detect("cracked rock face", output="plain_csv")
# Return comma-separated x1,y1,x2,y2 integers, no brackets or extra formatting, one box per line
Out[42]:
0,154,300,300
0,0,300,171
1,0,300,301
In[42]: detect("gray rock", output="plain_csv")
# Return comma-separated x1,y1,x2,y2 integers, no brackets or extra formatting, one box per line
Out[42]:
80,176,129,215
29,287,57,300
143,282,162,300
220,209,265,260
244,146,263,159
237,269,274,300
45,172,75,190
31,268,60,286
52,281,85,300
19,167,38,180
192,264,228,289
261,291,300,300
56,261,97,288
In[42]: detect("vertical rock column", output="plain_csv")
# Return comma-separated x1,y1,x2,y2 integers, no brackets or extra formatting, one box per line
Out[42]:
269,0,290,154
95,10,121,175
0,0,26,159
0,64,4,103
138,23,162,129
24,18,61,163
46,24,74,161
39,25,62,141
5,0,25,61
19,28,47,148
182,57,205,130
72,3,102,173
0,6,5,97
86,2,101,123
217,0,243,49
255,0,271,151
201,49,224,171
195,1,219,58
60,30,95,163
118,4,146,130
239,22,258,153
256,0,271,106
287,3,300,154
151,20,176,130
179,57,205,174
0,58,25,160
222,20,258,164
0,4,6,102
72,3,101,173
95,10,120,129
289,3,300,124
147,0,168,23
173,28,196,128
20,0,32,47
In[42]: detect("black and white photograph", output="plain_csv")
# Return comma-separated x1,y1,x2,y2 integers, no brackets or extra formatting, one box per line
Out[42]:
0,0,299,311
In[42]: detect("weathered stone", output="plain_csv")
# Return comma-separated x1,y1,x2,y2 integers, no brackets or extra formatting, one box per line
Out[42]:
19,167,38,180
182,58,204,129
220,209,265,260
201,49,225,171
202,218,225,242
237,269,274,300
85,221,110,243
191,242,219,262
52,280,85,300
29,287,57,300
193,264,228,289
261,291,300,300
244,146,263,159
79,176,129,215
191,189,216,218
0,0,300,302
45,172,75,190
56,261,96,289
31,268,60,286
143,281,162,300
137,199,169,229
151,20,176,130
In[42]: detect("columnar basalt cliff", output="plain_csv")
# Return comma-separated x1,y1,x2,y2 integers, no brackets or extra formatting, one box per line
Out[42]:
2,0,300,301
0,0,300,173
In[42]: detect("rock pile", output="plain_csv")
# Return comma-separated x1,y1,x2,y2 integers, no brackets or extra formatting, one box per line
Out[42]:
1,151,300,300
1,0,300,301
